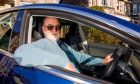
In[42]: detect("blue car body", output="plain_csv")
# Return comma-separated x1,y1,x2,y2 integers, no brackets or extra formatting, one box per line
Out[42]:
0,4,140,84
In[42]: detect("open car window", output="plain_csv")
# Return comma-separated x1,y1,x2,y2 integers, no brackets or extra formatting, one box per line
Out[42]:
30,16,130,57
0,12,17,51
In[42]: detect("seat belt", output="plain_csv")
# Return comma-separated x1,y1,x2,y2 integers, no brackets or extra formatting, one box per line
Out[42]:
58,40,80,71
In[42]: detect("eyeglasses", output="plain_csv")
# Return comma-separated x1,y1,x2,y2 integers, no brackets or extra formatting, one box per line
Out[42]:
44,24,61,31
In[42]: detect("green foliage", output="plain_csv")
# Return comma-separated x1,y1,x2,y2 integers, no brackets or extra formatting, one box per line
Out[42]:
81,6,121,45
90,6,104,12
82,26,121,45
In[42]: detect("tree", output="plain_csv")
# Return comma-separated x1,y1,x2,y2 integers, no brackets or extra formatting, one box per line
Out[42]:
90,6,104,12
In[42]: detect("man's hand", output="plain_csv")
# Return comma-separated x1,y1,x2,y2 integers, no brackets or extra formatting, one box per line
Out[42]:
65,62,76,72
103,54,113,65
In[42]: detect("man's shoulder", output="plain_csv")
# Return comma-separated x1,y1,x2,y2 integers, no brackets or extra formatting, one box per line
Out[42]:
32,38,46,45
15,43,34,53
16,38,46,51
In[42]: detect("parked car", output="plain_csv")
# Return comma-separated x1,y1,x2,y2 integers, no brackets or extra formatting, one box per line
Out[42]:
0,4,140,84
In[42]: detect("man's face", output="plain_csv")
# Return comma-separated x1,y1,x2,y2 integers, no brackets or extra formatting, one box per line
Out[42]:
42,17,61,42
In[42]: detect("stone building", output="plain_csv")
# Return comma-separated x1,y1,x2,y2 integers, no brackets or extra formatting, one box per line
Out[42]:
87,0,140,25
0,0,60,10
0,0,140,25
0,0,14,10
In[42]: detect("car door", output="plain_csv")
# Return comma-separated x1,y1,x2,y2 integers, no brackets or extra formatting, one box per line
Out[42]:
0,10,23,83
0,10,19,83
12,65,113,84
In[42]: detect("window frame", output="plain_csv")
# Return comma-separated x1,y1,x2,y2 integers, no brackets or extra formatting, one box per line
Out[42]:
23,9,140,49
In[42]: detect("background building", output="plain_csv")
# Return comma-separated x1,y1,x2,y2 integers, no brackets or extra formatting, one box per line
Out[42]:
16,0,60,6
130,0,140,24
0,0,140,25
87,0,140,25
0,0,14,10
0,0,60,9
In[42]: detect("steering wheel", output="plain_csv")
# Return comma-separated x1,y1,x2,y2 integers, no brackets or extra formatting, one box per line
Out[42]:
101,47,123,79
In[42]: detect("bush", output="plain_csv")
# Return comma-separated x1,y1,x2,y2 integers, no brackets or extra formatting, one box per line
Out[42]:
90,6,104,12
82,26,121,45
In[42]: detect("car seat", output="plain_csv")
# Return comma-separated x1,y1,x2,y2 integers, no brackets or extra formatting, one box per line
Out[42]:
32,17,44,42
64,23,88,53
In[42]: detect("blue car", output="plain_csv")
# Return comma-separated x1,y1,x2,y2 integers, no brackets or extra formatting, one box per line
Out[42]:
0,4,140,84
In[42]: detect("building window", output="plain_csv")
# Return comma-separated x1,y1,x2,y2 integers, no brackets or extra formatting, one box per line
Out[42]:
102,0,105,6
98,0,104,6
88,0,92,7
117,2,119,10
124,4,126,13
110,0,112,7
132,4,137,15
138,5,140,15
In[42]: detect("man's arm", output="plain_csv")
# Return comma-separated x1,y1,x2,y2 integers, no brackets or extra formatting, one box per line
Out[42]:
67,45,103,65
13,43,69,68
67,45,112,66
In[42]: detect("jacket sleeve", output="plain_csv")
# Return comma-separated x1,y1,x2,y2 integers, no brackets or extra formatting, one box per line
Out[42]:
67,45,103,66
13,43,69,68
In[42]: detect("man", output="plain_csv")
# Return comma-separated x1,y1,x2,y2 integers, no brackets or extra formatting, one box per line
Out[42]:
13,16,113,72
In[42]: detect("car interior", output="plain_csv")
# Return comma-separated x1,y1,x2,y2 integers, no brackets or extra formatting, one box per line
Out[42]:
30,16,140,84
